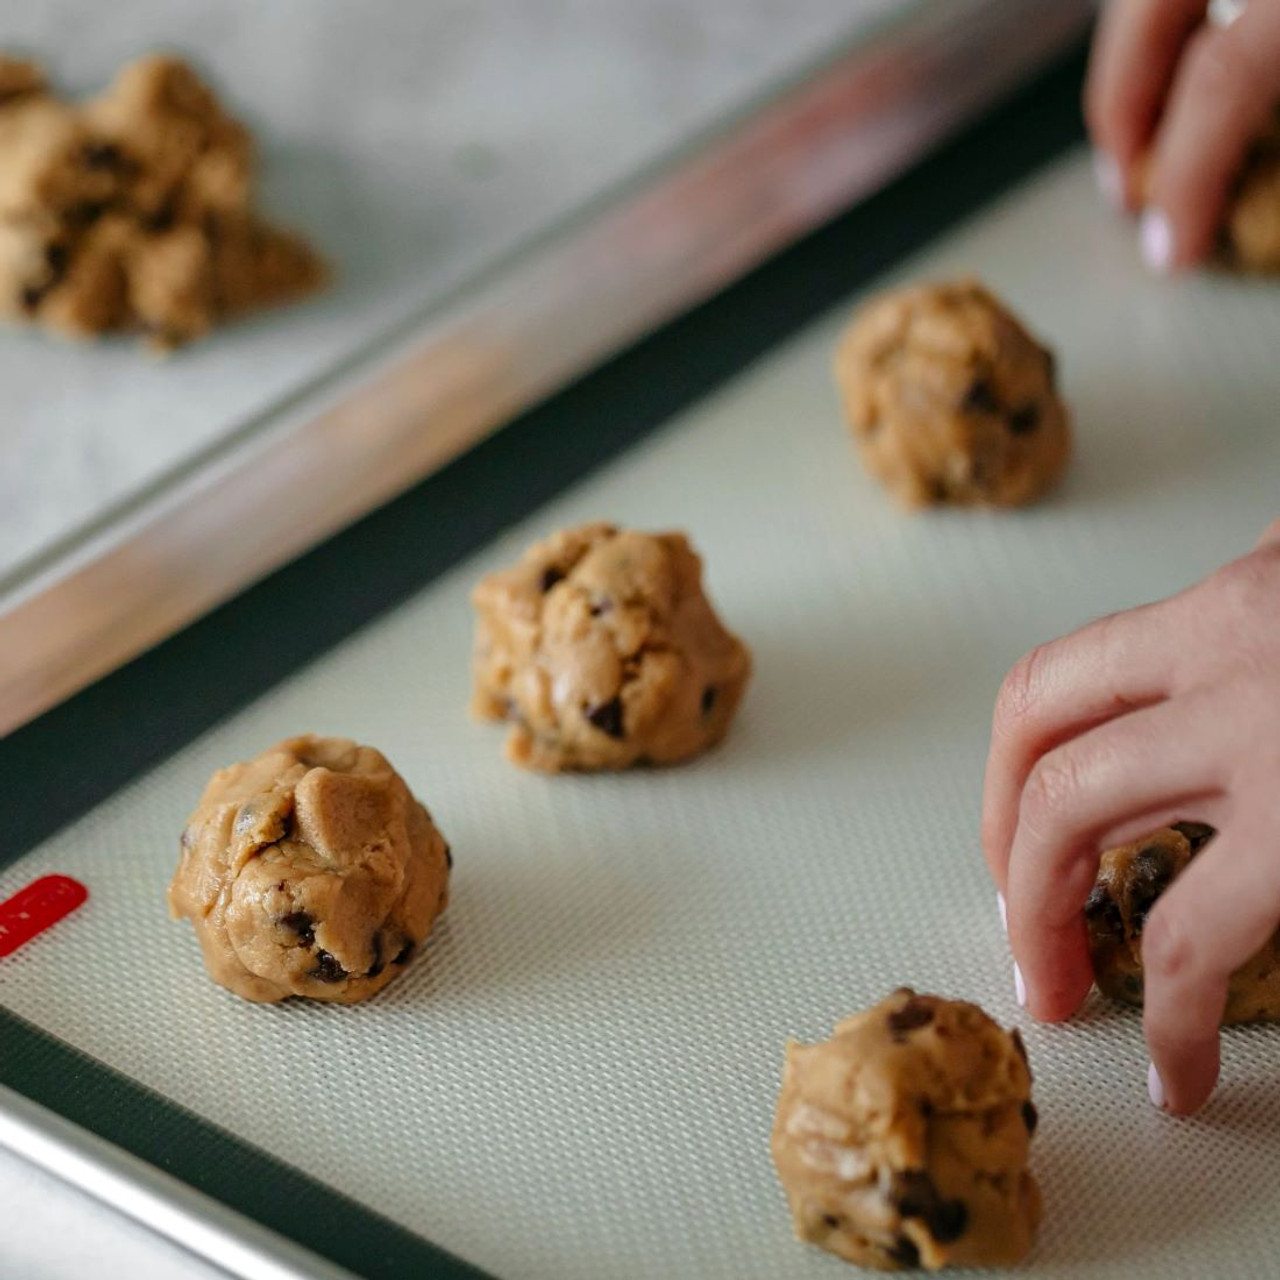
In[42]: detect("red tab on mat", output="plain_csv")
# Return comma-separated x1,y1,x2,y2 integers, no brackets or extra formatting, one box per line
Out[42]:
0,875,89,958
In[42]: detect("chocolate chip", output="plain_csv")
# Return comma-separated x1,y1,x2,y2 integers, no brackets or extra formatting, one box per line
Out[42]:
142,204,176,233
887,1235,920,1268
1128,846,1175,932
280,911,316,948
1171,821,1215,854
540,566,565,592
444,843,454,869
588,599,612,617
19,284,43,313
44,242,69,276
1084,883,1123,938
821,1213,840,1230
66,200,107,226
701,686,718,716
928,1199,968,1244
892,1171,968,1245
82,141,126,170
312,950,346,982
961,378,999,414
392,940,415,966
888,997,935,1038
367,932,386,979
585,695,625,739
1007,403,1040,435
1022,1100,1039,1134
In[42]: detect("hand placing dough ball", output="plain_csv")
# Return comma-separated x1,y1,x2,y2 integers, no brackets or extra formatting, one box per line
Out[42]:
169,735,451,1003
772,990,1040,1271
471,522,751,772
1087,821,1280,1024
834,279,1071,508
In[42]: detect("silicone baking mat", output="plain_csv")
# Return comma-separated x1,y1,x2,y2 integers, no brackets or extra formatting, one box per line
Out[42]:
7,58,1280,1279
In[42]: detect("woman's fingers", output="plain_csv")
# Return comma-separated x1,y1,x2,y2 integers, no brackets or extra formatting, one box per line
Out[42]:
1085,0,1207,206
1144,4,1280,270
1255,513,1280,550
1143,813,1280,1114
982,601,1178,892
1005,691,1233,1023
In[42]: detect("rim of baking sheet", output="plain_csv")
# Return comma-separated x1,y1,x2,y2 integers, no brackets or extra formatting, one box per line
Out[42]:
0,45,1089,1280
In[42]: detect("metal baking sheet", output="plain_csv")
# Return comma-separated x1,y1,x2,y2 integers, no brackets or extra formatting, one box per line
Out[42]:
8,115,1280,1280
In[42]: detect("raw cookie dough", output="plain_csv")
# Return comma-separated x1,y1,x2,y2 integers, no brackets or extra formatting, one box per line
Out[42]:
772,990,1040,1272
169,735,451,1004
1086,821,1280,1022
471,522,752,772
0,53,325,348
833,279,1071,507
1225,139,1280,272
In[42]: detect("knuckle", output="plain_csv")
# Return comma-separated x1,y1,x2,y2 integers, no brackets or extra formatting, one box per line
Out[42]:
1021,749,1084,829
996,644,1051,732
1141,904,1199,987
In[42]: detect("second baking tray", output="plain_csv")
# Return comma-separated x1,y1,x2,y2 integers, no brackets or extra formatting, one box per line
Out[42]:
8,49,1280,1280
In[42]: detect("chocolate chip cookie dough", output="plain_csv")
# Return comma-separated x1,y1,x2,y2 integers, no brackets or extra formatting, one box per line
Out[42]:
169,735,450,1004
772,990,1040,1271
1221,121,1280,272
0,53,325,348
471,522,751,771
834,279,1071,508
1087,821,1280,1023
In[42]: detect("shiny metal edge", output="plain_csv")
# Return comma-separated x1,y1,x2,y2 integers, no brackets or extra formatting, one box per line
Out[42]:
0,0,1093,736
0,1083,356,1280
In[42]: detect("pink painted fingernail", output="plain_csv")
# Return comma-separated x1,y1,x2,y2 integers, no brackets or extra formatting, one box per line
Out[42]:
1148,1061,1166,1109
1014,961,1027,1007
997,891,1008,934
1140,208,1174,274
1092,150,1123,211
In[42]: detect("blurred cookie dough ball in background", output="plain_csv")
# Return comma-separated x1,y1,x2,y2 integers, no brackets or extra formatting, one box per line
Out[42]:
0,52,326,349
834,279,1071,508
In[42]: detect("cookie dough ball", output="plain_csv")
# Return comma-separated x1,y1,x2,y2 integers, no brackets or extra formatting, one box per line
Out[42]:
471,522,751,772
1087,822,1280,1022
1225,132,1280,272
834,279,1071,508
169,735,451,1004
772,990,1040,1271
0,53,325,348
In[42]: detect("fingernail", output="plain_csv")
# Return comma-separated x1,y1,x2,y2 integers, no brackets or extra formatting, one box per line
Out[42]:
1092,150,1123,211
1014,961,1027,1007
1147,1061,1166,1109
997,891,1008,934
1140,208,1174,274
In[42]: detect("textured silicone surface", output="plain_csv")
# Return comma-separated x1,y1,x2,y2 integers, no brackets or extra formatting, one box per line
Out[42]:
5,153,1280,1278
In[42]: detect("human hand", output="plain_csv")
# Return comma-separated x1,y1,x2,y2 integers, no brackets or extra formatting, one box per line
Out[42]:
982,515,1280,1115
1085,0,1280,272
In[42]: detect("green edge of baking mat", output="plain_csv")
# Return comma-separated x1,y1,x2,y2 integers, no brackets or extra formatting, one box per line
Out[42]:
0,44,1088,1280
